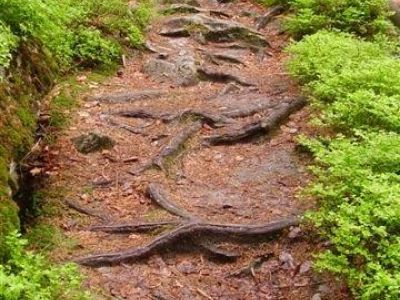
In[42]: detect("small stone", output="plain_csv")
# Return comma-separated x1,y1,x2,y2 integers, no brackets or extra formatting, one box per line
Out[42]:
299,260,312,274
279,251,295,269
235,155,244,161
289,128,298,134
288,226,302,239
311,293,322,300
72,133,115,154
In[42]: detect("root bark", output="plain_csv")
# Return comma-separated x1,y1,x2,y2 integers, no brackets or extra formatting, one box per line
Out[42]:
75,183,299,267
204,97,307,145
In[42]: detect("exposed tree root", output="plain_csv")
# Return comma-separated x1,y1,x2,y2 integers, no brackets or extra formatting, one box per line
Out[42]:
161,4,231,18
75,183,299,267
198,66,256,86
148,183,195,220
255,5,285,30
107,118,148,135
114,108,235,126
65,199,109,222
76,218,298,266
129,121,202,175
86,89,166,103
89,221,179,233
204,97,307,145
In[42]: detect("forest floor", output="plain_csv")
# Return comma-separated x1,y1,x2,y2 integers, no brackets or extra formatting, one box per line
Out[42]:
39,0,350,299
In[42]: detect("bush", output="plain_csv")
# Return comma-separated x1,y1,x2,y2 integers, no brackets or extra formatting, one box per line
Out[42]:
286,31,391,84
283,0,393,37
0,231,88,300
0,0,153,69
302,132,400,299
73,27,121,66
0,23,17,70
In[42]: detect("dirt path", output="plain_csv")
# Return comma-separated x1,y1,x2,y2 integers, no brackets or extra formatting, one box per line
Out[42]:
44,1,349,299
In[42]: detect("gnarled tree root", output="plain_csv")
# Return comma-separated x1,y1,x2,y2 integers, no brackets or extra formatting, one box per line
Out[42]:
204,97,307,145
75,183,299,267
76,218,298,266
129,121,202,175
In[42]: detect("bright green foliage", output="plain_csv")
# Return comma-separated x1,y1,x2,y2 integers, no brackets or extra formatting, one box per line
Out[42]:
287,31,400,132
286,31,391,84
0,0,153,70
302,133,400,299
0,231,88,300
73,27,121,66
0,23,17,70
283,0,393,37
287,28,400,299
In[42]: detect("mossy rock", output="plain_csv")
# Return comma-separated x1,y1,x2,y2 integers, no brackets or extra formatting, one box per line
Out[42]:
72,133,115,154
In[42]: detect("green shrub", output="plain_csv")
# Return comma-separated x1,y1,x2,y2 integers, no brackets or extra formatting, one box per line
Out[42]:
0,23,17,70
0,231,88,300
284,0,393,37
73,27,121,66
286,31,391,84
302,132,400,299
323,91,400,133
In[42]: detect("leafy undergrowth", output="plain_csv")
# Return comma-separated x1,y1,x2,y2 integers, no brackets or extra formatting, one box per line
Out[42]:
264,0,394,37
0,231,88,300
283,7,400,300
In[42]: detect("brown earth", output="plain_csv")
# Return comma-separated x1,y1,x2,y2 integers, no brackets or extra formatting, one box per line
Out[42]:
39,0,351,299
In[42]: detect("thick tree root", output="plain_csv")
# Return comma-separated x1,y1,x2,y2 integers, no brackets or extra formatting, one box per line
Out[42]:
114,108,236,126
89,221,179,233
148,183,195,220
198,66,256,86
75,183,299,267
161,4,231,18
86,89,166,103
76,218,298,266
65,200,109,222
255,5,285,30
129,121,202,175
204,97,307,145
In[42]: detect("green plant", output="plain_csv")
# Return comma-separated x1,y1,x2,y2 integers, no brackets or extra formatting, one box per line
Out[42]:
283,0,393,37
0,230,89,300
302,132,400,299
0,22,17,70
73,27,121,66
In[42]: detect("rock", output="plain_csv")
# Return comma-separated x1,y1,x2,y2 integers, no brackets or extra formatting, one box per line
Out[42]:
159,14,269,48
389,0,400,28
279,251,295,269
72,133,115,154
288,226,302,239
311,293,322,300
143,55,198,86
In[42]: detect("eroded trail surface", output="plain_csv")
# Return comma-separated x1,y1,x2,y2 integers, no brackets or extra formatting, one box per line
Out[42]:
47,1,348,299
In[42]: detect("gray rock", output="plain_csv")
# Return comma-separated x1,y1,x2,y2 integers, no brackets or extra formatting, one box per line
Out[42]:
311,293,322,300
72,133,115,154
159,14,269,48
143,55,198,86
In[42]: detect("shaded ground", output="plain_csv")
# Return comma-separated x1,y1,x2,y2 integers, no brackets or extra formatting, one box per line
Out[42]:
40,0,351,299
